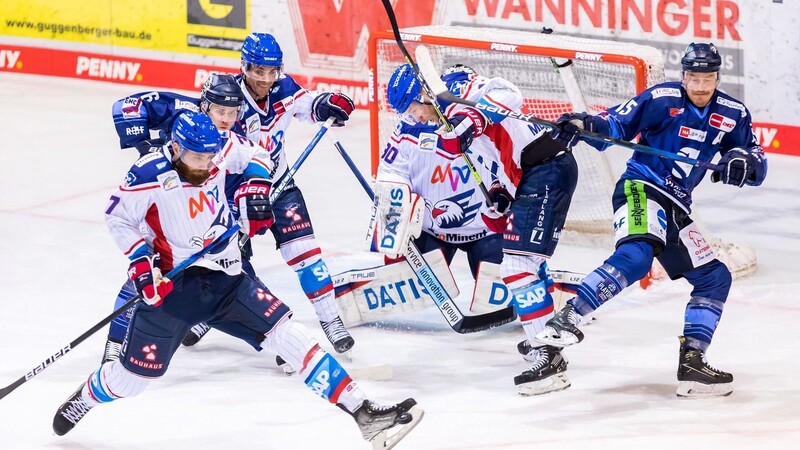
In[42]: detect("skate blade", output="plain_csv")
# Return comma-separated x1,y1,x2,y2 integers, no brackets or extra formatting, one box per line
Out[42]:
349,364,394,381
370,405,424,450
676,381,733,398
517,374,571,396
534,326,580,347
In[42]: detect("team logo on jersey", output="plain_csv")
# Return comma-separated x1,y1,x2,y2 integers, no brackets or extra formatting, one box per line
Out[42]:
188,185,220,218
418,133,437,151
430,190,480,229
121,97,142,118
157,171,180,191
709,113,736,132
124,171,137,185
669,108,684,117
678,126,707,142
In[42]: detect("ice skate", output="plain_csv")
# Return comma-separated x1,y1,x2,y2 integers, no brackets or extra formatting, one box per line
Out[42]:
182,322,211,346
320,316,355,354
676,336,733,398
514,345,570,396
275,355,296,375
349,398,423,450
101,338,122,364
52,385,96,436
535,303,584,347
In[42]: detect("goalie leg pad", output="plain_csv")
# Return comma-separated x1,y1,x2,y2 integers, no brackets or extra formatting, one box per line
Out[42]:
365,181,424,259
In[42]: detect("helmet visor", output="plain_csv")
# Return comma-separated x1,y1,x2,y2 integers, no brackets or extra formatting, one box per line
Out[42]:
242,62,281,82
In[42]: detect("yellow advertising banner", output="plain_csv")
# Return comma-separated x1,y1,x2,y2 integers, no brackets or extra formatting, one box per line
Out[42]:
1,0,250,56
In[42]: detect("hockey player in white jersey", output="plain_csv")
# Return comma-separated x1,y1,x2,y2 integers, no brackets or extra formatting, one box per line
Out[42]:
386,64,579,395
52,111,423,448
232,32,356,354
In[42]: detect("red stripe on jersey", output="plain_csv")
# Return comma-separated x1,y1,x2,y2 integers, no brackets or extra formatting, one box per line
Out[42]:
520,304,555,321
390,134,418,146
502,272,534,285
301,344,322,373
120,183,161,192
145,203,174,272
483,92,514,112
286,247,322,266
484,125,521,188
329,375,352,404
123,238,146,257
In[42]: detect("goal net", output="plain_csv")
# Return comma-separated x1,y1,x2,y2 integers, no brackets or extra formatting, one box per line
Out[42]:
368,25,756,280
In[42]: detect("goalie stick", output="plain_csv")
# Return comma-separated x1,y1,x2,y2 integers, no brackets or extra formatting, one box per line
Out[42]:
327,130,517,333
379,0,494,207
413,45,724,173
0,224,242,401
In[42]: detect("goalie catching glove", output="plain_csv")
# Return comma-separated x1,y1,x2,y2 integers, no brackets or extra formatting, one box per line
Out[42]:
235,178,274,237
128,254,173,307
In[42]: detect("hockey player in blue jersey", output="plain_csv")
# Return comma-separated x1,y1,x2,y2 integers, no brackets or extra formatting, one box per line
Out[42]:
385,63,579,396
231,32,356,354
536,43,767,398
52,111,423,447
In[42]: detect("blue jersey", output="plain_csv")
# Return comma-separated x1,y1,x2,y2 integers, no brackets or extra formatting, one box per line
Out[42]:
112,91,201,149
600,81,765,211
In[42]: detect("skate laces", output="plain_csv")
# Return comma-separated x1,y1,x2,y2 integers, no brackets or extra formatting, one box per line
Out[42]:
60,395,94,424
321,317,350,343
527,347,550,371
103,340,122,362
190,322,211,336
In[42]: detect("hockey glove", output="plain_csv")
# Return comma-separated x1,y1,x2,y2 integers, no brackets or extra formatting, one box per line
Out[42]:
488,181,513,215
128,254,173,307
235,178,275,237
312,93,355,127
438,107,489,155
711,147,765,187
550,112,608,150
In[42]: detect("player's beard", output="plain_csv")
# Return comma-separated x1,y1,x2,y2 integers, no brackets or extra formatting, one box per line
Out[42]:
174,158,211,186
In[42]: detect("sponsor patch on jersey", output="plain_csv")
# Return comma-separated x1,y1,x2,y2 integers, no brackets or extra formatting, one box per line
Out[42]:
418,132,437,152
174,100,199,112
157,171,181,191
709,113,736,132
124,171,137,185
121,97,142,118
716,97,746,116
670,107,684,117
134,152,162,167
678,126,707,142
651,87,682,99
246,115,260,133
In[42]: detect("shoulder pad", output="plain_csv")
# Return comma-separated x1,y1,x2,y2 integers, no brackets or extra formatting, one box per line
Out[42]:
125,152,171,187
715,95,747,117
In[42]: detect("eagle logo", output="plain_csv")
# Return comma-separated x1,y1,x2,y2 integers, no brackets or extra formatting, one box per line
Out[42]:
430,190,480,229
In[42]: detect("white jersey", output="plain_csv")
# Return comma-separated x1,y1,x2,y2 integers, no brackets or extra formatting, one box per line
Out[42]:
376,120,504,244
236,74,316,183
106,131,271,275
443,75,550,190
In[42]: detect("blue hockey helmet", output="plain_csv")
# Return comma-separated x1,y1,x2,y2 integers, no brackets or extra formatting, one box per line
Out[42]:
201,74,245,108
241,33,283,67
171,111,222,154
681,43,722,73
387,64,422,114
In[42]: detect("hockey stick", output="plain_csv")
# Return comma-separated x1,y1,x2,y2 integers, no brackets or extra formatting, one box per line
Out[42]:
327,132,517,333
379,0,494,206
414,45,724,172
0,224,241,401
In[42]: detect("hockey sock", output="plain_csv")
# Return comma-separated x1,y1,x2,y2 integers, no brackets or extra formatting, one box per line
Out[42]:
281,240,339,322
502,254,553,342
682,260,731,351
263,319,366,412
572,242,652,314
108,280,138,342
85,360,150,404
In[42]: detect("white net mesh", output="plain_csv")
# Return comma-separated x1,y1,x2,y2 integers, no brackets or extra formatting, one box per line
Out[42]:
369,25,755,279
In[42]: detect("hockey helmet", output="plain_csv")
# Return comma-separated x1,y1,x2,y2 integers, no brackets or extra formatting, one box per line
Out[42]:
241,33,283,67
441,64,477,85
171,111,223,154
387,64,422,114
681,43,722,73
201,74,245,108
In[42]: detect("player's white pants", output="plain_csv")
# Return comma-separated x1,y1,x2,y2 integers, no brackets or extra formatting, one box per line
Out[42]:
280,237,340,323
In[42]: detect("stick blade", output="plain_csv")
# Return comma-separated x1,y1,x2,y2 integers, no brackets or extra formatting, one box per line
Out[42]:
414,45,449,96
